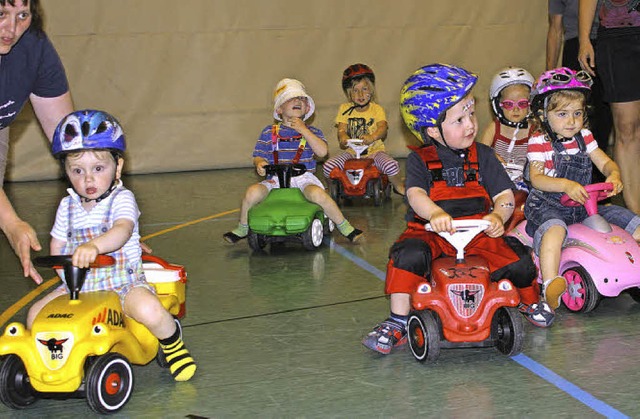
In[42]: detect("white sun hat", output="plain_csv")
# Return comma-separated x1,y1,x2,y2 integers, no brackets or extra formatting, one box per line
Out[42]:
273,78,316,121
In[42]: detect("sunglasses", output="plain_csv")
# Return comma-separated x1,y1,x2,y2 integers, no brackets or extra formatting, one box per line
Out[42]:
500,99,530,110
543,70,593,87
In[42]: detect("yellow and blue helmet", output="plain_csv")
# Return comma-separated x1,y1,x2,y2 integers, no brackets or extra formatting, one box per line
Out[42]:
52,110,125,158
400,64,477,142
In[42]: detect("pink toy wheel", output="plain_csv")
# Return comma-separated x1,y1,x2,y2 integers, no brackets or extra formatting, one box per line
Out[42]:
559,182,613,216
561,266,600,313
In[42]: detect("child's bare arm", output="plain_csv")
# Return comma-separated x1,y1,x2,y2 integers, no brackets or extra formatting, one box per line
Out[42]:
590,148,623,194
478,123,496,147
529,160,588,203
483,189,514,238
407,186,453,233
362,121,388,145
72,218,134,268
50,237,66,278
336,122,350,149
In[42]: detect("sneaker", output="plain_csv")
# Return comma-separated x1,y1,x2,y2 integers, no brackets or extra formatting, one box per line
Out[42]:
223,231,246,244
346,228,364,243
542,276,567,310
362,319,407,355
518,302,555,328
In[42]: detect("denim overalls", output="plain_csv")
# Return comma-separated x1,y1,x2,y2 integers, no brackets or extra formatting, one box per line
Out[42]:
524,133,640,254
59,188,151,303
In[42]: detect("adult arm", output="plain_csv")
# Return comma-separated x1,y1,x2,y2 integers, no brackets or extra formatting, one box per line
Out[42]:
30,91,73,142
547,13,564,70
0,189,43,284
578,0,598,76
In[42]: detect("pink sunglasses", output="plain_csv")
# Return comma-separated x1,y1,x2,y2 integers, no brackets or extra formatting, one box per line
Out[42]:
500,99,530,110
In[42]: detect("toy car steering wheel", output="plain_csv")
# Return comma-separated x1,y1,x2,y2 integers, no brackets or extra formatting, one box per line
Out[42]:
346,139,369,159
559,182,613,216
33,255,115,300
264,163,307,188
425,219,491,261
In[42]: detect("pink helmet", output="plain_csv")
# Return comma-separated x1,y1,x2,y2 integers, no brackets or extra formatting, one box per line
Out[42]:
530,67,592,112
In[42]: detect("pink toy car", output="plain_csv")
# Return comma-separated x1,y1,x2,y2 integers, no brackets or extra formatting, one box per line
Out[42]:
508,183,640,313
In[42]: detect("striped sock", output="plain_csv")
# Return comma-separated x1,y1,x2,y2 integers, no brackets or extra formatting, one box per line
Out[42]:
160,330,197,382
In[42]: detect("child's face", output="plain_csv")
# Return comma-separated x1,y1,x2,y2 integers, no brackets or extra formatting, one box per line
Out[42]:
349,79,372,107
427,93,478,149
277,96,309,121
546,98,585,139
65,150,123,201
499,84,530,124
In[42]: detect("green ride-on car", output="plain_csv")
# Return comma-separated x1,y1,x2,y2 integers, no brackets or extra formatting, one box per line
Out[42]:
248,164,333,251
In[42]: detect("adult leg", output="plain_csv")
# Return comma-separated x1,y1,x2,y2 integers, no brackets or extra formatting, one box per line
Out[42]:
610,101,640,214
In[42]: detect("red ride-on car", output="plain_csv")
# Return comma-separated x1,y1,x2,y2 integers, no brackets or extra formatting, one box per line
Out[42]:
407,220,525,363
328,139,391,206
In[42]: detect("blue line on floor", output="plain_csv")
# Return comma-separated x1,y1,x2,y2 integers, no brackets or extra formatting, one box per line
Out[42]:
329,239,628,418
512,354,627,418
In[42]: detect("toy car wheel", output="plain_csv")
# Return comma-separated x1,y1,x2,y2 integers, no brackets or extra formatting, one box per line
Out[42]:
373,178,382,206
329,180,341,206
384,179,392,200
407,310,440,363
627,287,640,303
491,307,524,356
562,266,600,313
302,218,324,250
0,354,38,409
86,353,134,414
248,231,267,251
157,317,183,368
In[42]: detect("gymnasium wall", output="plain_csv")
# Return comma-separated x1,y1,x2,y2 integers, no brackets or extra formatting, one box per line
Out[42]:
6,0,548,181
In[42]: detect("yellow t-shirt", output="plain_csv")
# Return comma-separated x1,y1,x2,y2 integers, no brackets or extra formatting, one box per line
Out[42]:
335,102,387,156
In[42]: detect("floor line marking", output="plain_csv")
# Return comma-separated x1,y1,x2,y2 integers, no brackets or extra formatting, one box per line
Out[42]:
329,239,628,418
0,208,240,328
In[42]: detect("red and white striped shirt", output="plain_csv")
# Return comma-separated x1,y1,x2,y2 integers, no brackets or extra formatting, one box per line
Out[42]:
527,129,598,177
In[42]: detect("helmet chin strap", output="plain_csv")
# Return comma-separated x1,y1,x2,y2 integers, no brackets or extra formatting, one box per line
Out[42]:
341,96,372,116
78,179,119,203
497,111,528,129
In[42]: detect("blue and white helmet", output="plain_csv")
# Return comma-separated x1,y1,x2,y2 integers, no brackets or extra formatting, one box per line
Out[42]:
400,64,477,142
52,110,125,158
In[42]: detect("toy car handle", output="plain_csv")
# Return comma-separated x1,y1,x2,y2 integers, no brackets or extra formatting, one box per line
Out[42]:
559,182,613,216
346,139,369,159
425,219,491,261
33,254,116,270
263,163,307,188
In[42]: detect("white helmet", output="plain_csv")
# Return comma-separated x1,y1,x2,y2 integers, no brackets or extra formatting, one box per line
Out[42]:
489,67,534,128
273,78,316,121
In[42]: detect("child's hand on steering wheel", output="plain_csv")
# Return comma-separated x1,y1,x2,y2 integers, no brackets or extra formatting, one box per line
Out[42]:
482,213,504,238
563,180,589,205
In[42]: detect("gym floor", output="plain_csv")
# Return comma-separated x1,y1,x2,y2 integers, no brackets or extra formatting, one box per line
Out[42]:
0,165,639,418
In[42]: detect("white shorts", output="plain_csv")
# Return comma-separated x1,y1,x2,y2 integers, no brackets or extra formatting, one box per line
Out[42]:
260,171,325,192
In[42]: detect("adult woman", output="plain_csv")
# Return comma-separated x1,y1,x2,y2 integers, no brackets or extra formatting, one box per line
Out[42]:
578,0,640,214
0,0,73,283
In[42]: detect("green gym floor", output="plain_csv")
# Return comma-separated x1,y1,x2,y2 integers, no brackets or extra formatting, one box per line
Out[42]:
1,166,639,418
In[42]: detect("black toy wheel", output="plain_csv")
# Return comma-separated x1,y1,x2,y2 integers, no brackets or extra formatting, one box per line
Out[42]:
407,310,440,363
157,317,183,368
384,179,392,200
373,178,382,206
85,353,134,414
247,231,267,251
492,307,524,356
627,287,640,303
0,354,37,409
329,180,341,206
562,266,600,313
302,218,324,250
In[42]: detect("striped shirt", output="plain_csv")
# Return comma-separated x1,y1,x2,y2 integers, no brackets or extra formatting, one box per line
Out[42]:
253,124,326,172
527,129,598,177
51,182,142,263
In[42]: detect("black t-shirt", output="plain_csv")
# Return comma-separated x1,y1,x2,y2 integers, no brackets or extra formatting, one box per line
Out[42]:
0,30,69,130
405,141,514,221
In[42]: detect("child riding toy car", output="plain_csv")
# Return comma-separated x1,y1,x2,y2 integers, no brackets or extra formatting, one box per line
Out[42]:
0,254,187,414
407,219,525,363
328,139,391,206
508,183,640,313
248,163,333,251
